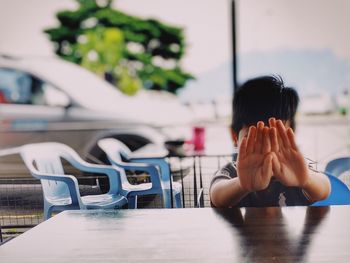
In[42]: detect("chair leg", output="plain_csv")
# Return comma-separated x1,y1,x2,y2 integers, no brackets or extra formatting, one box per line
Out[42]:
44,203,53,220
162,189,183,208
162,189,172,208
174,192,183,208
128,196,138,209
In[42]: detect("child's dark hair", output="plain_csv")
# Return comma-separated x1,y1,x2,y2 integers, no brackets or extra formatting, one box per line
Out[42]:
231,75,299,134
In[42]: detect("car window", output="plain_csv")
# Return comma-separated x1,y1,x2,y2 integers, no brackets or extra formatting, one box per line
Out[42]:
0,68,32,104
0,68,70,107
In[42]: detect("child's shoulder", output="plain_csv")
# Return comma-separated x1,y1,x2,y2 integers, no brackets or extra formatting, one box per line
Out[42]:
213,161,237,179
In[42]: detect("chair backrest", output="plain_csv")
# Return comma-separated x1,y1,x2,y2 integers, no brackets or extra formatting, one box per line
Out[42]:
20,142,78,202
312,174,350,206
97,138,131,184
324,157,350,178
98,138,133,161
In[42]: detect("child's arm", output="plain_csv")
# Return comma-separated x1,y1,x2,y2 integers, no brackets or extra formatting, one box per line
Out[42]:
210,177,250,207
301,170,331,202
210,122,274,207
269,118,330,202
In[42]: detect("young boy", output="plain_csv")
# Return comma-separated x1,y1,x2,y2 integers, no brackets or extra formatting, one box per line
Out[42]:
210,76,330,207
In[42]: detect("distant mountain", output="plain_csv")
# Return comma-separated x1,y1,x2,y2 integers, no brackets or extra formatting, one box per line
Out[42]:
178,62,233,103
179,49,350,103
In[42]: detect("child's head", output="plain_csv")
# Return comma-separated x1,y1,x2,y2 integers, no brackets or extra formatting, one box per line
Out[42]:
231,75,299,145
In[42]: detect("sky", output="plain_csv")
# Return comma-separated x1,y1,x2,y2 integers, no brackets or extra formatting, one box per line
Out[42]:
237,0,350,59
0,0,349,83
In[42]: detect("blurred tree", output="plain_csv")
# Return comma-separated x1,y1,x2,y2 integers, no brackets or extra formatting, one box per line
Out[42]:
44,0,194,95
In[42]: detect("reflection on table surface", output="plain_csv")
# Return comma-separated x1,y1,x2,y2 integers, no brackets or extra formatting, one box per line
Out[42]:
1,206,350,262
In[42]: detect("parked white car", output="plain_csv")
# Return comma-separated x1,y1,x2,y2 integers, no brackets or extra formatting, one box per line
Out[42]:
0,55,194,179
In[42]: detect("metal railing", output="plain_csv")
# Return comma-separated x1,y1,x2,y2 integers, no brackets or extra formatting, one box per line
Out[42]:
170,154,233,208
0,154,234,239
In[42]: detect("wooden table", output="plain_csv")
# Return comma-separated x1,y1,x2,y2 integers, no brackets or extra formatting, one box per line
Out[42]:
1,206,350,262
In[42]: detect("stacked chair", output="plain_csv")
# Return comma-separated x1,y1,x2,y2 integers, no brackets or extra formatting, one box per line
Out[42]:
98,138,182,208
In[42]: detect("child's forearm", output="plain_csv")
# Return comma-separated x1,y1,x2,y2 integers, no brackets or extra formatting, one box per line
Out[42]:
302,171,331,202
210,178,249,207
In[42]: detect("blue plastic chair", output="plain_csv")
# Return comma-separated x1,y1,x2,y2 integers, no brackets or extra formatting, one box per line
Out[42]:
98,138,182,208
20,142,127,220
97,140,163,209
324,157,350,178
312,174,350,206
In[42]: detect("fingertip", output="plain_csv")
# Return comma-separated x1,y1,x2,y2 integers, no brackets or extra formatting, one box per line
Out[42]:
257,121,264,129
248,126,257,136
287,127,294,135
276,120,287,132
249,125,256,131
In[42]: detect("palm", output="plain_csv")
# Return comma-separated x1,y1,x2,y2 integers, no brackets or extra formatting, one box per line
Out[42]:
274,148,308,187
238,153,272,191
237,124,273,192
270,119,309,187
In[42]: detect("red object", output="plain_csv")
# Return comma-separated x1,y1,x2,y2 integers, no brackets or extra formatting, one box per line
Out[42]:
192,126,205,151
0,91,7,103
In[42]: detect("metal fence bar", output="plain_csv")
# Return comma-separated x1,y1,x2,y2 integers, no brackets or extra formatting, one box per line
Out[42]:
167,157,174,208
178,157,186,208
192,157,198,207
198,156,204,208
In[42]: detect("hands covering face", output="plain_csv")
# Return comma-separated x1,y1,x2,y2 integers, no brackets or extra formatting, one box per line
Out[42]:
237,118,309,192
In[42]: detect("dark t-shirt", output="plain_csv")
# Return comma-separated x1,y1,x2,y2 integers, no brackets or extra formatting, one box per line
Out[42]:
210,161,311,207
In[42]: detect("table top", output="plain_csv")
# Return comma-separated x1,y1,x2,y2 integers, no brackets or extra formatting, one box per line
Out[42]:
1,206,350,262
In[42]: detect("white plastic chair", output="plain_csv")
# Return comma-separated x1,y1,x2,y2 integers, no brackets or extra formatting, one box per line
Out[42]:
20,142,127,220
98,138,182,208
